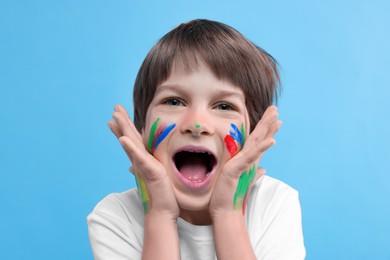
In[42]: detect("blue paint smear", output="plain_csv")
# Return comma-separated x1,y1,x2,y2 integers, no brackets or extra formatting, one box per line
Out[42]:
230,123,243,146
154,123,176,150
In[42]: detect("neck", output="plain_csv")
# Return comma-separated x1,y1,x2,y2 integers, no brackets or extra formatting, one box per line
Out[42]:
180,209,212,225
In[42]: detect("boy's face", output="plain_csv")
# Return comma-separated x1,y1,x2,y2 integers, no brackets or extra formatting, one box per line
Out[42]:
143,60,250,216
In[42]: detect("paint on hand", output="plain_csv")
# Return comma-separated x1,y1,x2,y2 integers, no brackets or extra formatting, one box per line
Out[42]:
233,164,256,214
135,170,150,214
147,118,176,154
225,123,256,214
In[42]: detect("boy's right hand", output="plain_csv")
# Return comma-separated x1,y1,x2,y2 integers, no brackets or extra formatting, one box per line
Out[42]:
108,104,180,221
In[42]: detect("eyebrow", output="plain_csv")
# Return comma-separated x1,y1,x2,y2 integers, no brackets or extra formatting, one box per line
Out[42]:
156,84,245,102
216,90,245,102
155,84,180,94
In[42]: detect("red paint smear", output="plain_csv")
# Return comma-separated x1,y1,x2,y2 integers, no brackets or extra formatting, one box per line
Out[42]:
242,185,252,214
151,123,167,154
224,135,238,157
155,123,167,139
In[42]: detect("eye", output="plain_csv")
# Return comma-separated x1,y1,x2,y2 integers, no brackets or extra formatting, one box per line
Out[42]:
163,98,184,106
215,103,234,111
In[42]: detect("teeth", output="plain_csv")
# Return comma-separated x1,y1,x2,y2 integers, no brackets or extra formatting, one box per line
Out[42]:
182,149,211,155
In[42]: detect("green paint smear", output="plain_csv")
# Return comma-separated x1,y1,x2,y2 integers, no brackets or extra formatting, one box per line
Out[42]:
195,122,200,128
240,123,246,144
233,164,256,210
135,171,150,214
147,118,160,153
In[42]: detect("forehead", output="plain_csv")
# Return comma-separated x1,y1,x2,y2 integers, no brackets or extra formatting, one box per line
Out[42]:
158,60,246,101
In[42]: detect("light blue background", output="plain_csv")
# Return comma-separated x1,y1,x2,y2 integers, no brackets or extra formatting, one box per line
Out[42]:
1,1,389,259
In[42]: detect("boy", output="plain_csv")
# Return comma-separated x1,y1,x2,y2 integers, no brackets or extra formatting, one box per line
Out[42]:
87,19,305,259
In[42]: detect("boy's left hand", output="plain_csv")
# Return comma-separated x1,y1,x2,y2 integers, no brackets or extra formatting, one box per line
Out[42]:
209,106,282,218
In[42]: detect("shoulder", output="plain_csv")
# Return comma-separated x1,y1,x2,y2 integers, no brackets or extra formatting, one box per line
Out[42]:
249,175,299,204
87,188,144,227
87,189,145,258
246,176,306,259
245,175,301,223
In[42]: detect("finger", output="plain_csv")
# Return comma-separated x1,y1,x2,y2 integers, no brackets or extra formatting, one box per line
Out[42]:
112,111,140,140
242,106,279,155
258,106,279,128
119,137,135,162
247,106,279,145
228,137,275,177
114,105,143,143
115,105,135,129
119,136,162,182
129,166,136,176
109,119,146,166
108,121,122,138
264,120,282,140
112,105,141,139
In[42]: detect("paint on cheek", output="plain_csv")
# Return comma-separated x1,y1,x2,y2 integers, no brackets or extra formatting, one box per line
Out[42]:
147,118,160,153
229,123,244,146
224,123,245,157
147,118,176,154
224,135,238,157
240,124,246,144
154,123,176,150
154,122,167,139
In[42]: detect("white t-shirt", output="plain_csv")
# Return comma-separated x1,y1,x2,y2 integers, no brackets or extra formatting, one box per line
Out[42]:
87,176,306,259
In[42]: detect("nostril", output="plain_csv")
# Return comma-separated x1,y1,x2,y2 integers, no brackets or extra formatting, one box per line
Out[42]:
180,119,214,136
181,124,201,136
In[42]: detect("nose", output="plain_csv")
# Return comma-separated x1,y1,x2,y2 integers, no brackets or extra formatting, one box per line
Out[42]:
180,111,214,137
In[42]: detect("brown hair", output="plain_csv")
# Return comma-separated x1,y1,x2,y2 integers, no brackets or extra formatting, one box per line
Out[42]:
133,19,280,133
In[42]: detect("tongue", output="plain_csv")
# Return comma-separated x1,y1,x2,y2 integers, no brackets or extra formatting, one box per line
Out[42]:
179,156,208,183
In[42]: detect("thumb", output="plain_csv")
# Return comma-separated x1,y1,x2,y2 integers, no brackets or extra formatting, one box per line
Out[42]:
129,166,136,176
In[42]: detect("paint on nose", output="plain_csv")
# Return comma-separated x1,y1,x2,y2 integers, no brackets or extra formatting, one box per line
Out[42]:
195,122,200,128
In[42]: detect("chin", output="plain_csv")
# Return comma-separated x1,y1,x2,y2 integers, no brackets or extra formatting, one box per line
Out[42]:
175,189,212,211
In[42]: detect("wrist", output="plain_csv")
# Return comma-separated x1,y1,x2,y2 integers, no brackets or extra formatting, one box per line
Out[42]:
211,209,244,225
145,209,179,225
143,209,180,260
210,208,243,222
212,210,255,260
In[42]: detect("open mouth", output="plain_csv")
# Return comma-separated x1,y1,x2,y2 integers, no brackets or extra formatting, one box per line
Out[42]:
173,148,217,184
